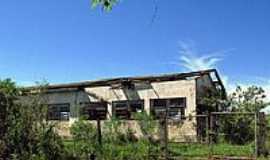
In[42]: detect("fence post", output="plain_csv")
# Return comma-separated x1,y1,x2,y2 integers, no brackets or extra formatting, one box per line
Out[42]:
208,112,214,157
159,117,168,160
205,114,209,144
257,112,268,157
97,118,102,146
159,101,169,160
254,112,258,158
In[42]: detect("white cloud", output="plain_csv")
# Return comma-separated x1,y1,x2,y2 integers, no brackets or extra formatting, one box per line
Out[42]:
176,41,270,112
177,41,231,71
176,41,235,92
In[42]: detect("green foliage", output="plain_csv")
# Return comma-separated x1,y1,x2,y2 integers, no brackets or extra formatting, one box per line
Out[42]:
0,79,64,160
169,143,253,157
133,112,160,159
3,78,267,159
221,115,254,145
134,112,157,138
100,142,151,160
102,116,123,144
221,86,269,145
67,114,160,160
199,87,228,113
229,86,268,112
91,0,118,11
100,117,136,160
37,125,64,160
0,78,18,96
266,115,270,157
69,117,144,159
70,119,98,159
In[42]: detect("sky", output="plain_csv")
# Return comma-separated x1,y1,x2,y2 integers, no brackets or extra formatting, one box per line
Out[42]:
0,0,270,100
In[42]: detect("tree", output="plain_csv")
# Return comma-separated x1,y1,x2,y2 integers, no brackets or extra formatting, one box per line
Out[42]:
0,79,64,159
0,79,19,158
221,86,269,145
91,0,118,11
229,86,268,113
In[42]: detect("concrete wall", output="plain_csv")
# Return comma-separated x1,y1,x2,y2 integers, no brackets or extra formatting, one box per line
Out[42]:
45,79,198,141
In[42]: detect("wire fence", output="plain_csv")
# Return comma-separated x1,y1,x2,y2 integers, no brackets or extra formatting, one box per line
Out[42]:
157,112,268,159
67,112,268,160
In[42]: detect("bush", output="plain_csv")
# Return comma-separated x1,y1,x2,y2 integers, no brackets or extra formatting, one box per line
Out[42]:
70,119,98,159
102,117,123,144
0,79,65,160
221,115,254,145
221,86,269,145
37,125,65,160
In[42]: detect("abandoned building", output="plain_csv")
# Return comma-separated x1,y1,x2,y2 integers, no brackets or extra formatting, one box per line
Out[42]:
25,69,226,142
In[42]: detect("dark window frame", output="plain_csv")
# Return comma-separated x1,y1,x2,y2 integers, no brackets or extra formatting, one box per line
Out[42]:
47,103,70,121
112,100,144,120
150,97,186,119
80,102,108,120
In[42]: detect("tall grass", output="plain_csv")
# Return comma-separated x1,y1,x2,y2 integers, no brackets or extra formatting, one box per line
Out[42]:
63,140,255,158
169,143,253,157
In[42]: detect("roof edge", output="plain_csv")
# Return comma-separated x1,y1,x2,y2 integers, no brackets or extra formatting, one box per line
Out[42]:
23,69,222,91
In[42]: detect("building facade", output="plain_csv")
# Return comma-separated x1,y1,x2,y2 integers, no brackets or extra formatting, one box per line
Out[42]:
26,69,226,142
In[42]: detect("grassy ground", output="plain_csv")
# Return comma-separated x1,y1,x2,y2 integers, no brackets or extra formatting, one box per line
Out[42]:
169,143,254,157
64,140,261,158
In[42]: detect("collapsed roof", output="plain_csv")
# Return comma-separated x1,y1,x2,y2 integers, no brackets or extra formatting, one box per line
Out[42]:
24,69,226,97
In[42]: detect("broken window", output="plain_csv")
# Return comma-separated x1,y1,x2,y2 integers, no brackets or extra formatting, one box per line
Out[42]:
81,102,108,120
47,103,70,121
112,100,144,119
150,98,186,119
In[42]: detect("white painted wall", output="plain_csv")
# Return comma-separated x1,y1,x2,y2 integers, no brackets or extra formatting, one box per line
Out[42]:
44,79,198,141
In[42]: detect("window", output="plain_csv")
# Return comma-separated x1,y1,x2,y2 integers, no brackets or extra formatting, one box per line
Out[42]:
112,100,144,119
81,102,108,120
150,98,186,119
47,103,70,121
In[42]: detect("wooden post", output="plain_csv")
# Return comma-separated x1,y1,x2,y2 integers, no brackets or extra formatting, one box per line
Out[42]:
209,112,214,157
97,118,102,146
205,114,209,144
159,100,169,160
257,112,268,157
254,112,258,158
164,113,168,160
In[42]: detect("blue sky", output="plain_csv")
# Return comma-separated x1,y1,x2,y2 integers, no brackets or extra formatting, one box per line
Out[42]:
0,0,270,96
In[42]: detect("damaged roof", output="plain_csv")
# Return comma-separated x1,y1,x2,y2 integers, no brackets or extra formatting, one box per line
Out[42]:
24,69,226,96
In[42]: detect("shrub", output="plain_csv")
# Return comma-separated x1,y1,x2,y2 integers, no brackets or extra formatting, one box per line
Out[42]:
0,79,65,160
37,125,65,160
70,119,98,159
102,117,123,144
222,86,268,145
221,115,254,145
